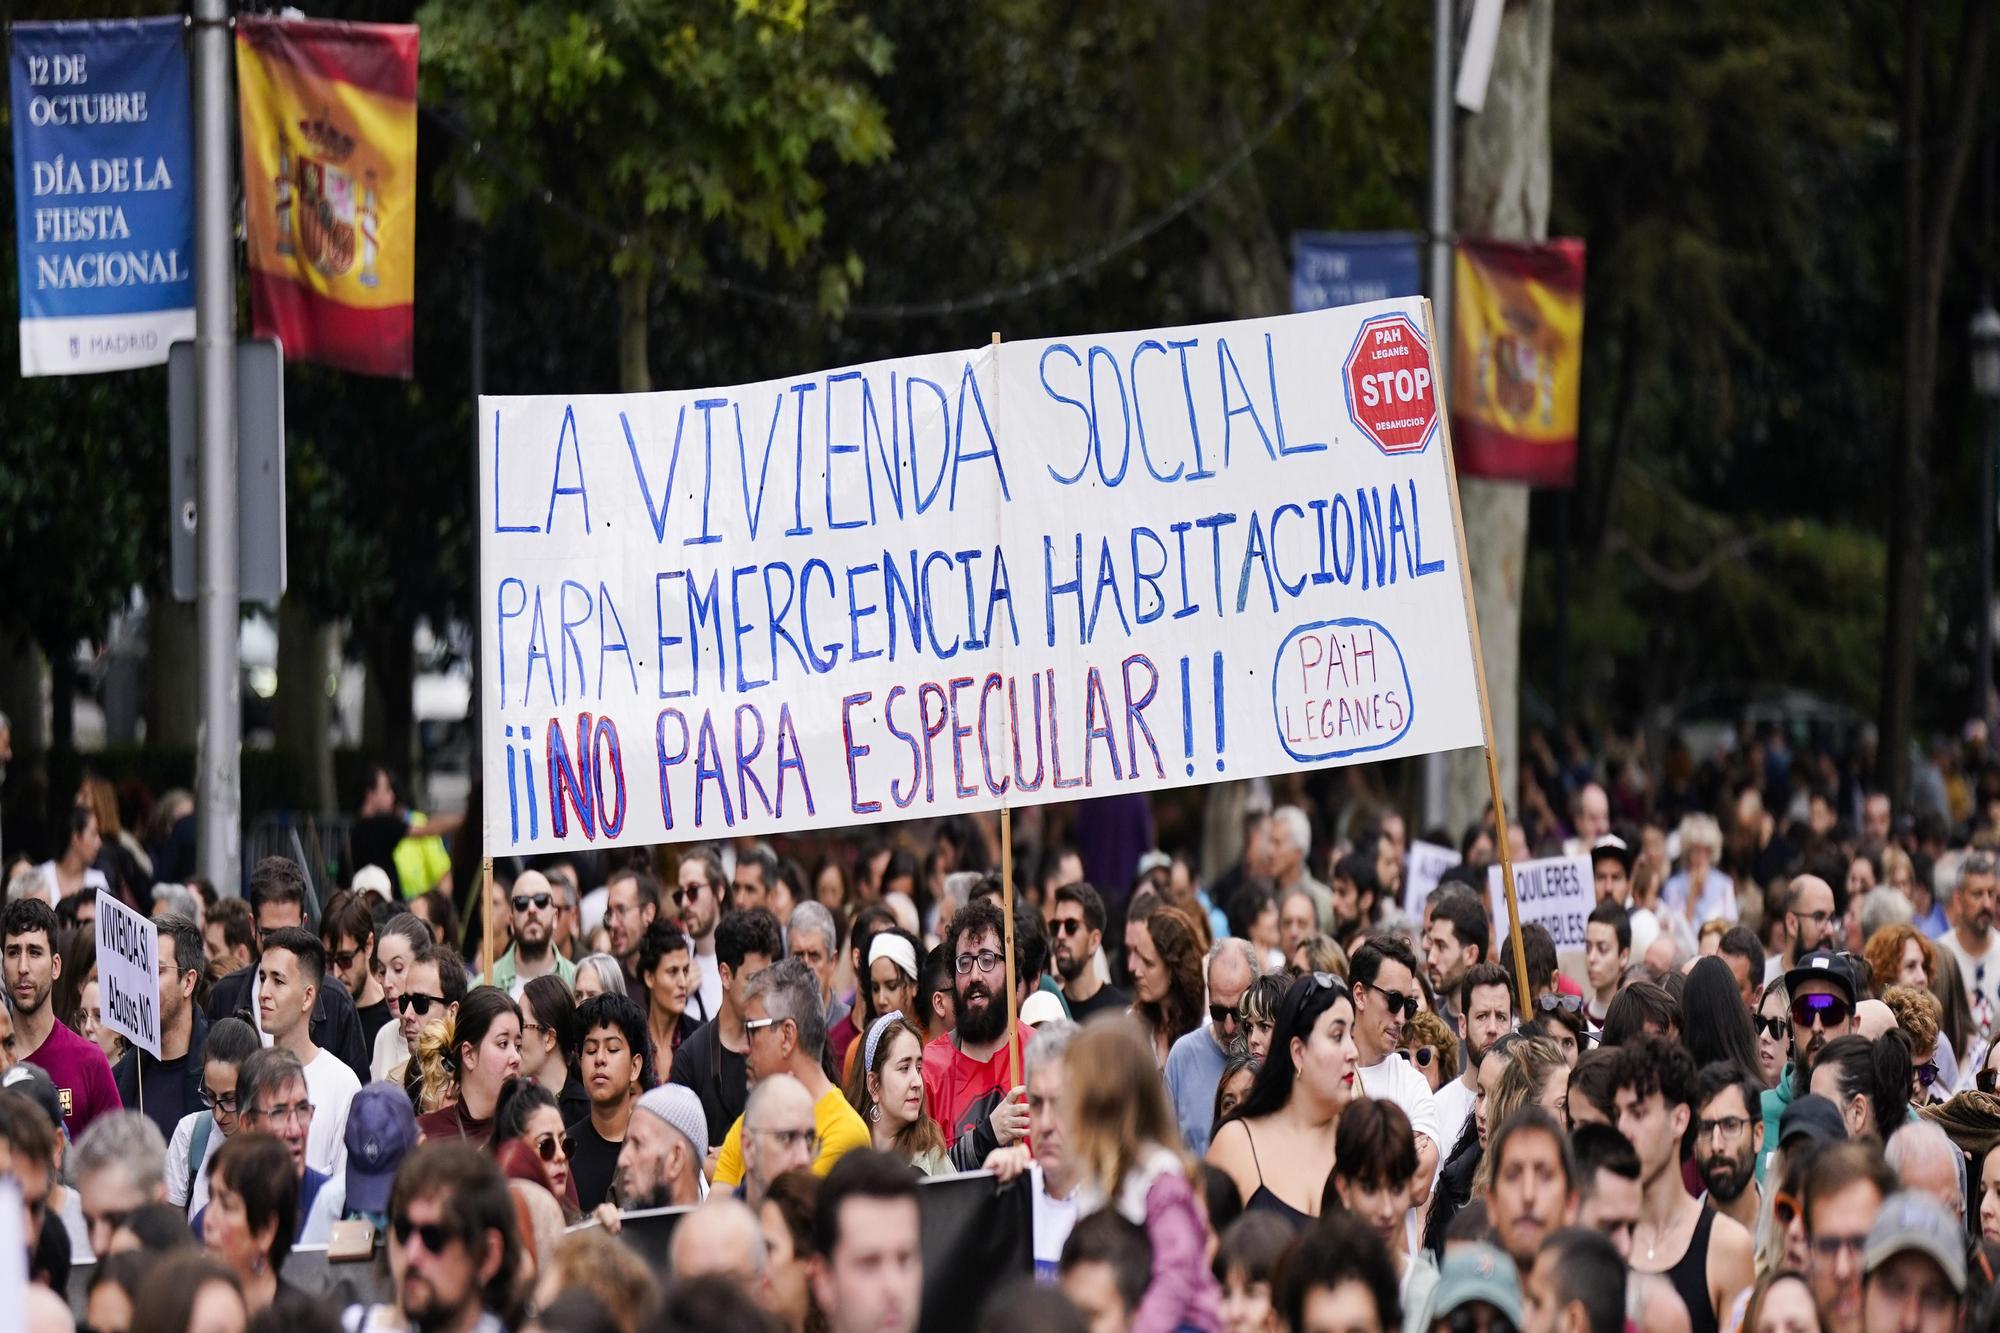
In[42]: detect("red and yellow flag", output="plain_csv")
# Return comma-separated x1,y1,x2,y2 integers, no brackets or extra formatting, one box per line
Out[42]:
1450,237,1586,486
236,16,418,378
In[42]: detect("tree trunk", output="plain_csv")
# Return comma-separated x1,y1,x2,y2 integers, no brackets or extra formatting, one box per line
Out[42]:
1444,0,1553,838
275,599,336,814
1877,0,1993,809
359,617,416,788
47,644,73,756
0,635,45,754
618,267,650,394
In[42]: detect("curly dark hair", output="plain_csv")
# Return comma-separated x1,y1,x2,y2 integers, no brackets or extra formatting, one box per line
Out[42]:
1135,906,1206,1049
1608,1032,1697,1111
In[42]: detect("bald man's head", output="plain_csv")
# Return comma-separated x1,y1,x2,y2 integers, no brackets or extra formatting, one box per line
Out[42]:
671,1197,768,1287
741,1074,817,1205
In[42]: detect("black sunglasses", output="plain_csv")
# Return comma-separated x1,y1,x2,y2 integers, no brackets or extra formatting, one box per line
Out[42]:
1364,983,1419,1020
1209,1003,1239,1027
512,893,552,912
398,993,446,1016
1753,1015,1789,1041
1053,918,1088,937
328,946,364,971
393,1213,460,1253
534,1132,573,1164
1397,1045,1436,1068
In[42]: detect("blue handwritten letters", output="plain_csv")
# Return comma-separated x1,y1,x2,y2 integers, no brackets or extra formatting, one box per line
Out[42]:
481,300,1484,852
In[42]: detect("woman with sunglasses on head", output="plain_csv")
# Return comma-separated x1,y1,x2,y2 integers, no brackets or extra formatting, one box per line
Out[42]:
491,1077,580,1218
414,985,523,1145
847,1011,950,1175
1207,971,1359,1230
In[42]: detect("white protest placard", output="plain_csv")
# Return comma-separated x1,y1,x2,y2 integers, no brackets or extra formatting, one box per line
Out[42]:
1485,854,1592,976
1404,839,1464,919
95,889,160,1058
479,299,1484,853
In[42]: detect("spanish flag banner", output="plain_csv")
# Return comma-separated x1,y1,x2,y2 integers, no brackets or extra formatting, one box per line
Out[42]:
1450,237,1586,487
236,16,417,378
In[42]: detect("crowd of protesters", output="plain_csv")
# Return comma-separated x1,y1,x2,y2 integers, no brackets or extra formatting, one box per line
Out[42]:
0,735,1998,1332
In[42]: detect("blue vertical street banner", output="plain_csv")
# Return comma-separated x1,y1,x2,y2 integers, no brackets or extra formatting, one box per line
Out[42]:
1291,231,1422,312
9,18,195,376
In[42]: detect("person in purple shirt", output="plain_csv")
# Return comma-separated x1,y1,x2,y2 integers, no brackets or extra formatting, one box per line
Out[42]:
3,897,119,1141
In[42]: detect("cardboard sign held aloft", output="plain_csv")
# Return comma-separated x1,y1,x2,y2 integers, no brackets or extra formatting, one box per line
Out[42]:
95,889,160,1059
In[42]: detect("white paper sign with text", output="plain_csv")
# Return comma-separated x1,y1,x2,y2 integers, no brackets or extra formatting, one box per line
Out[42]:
1485,855,1593,963
95,889,160,1058
1403,839,1464,918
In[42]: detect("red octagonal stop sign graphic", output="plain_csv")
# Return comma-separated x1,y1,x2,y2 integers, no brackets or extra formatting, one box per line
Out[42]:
1342,313,1439,455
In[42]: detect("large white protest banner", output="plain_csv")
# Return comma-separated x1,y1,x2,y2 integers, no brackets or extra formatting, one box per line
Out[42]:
479,298,1484,853
95,888,160,1058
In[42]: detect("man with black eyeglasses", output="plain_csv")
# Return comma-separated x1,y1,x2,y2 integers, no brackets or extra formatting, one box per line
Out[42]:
1759,949,1858,1183
199,1045,330,1239
484,869,576,997
1939,852,2000,1037
670,907,781,1148
923,899,1034,1166
1350,934,1441,1203
1767,874,1840,983
320,889,391,1053
1163,937,1259,1154
1692,1062,1765,1233
1049,881,1125,1021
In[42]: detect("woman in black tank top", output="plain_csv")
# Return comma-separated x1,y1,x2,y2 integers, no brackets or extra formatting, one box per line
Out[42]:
1206,973,1359,1228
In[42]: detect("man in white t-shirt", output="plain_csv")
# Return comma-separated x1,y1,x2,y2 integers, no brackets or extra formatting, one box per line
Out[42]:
256,927,360,1177
1939,853,2000,1037
1349,935,1439,1202
985,1017,1079,1282
1435,962,1515,1158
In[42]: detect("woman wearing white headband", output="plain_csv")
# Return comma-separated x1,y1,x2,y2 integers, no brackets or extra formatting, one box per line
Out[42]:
848,1010,949,1176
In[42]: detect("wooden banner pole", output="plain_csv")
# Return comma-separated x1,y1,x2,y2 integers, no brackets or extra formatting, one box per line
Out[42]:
1422,298,1532,1019
481,856,496,978
992,329,1022,1093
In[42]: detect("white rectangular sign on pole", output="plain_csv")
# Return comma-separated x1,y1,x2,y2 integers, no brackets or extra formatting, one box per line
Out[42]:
95,889,160,1058
478,298,1483,854
1485,854,1592,977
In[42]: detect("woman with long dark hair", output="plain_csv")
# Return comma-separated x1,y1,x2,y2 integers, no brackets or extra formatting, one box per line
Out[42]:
1682,955,1760,1077
415,985,523,1144
1205,972,1359,1229
1131,906,1206,1066
492,1077,579,1216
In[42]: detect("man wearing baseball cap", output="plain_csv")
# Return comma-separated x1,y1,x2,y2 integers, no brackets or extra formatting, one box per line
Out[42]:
1860,1190,1964,1333
301,1080,419,1243
1427,1242,1524,1330
1759,948,1858,1181
612,1084,707,1213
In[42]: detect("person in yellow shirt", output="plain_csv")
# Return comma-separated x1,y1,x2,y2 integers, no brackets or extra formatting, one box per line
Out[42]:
711,958,870,1189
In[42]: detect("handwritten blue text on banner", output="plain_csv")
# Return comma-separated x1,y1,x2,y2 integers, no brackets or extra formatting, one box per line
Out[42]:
479,299,1483,852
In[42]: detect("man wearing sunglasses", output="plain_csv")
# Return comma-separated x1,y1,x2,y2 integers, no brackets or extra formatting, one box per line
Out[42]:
1351,936,1441,1203
1164,937,1260,1154
1759,950,1858,1184
484,869,577,998
1049,882,1126,1022
678,847,729,1024
386,1142,519,1333
711,959,868,1191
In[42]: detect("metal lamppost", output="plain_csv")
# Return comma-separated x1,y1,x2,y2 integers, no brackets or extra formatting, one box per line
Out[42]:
1972,300,2000,728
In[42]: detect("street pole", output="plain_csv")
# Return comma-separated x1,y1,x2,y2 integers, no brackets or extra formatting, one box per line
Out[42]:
1981,415,1995,729
1422,0,1454,832
193,0,241,892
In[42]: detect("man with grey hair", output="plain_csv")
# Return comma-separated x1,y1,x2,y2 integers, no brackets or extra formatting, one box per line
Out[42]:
1939,852,2000,1034
713,958,868,1189
1885,1120,1966,1224
207,1044,332,1235
149,882,204,934
986,1017,1081,1281
73,1109,167,1255
788,900,850,1030
1268,805,1332,932
1163,937,1261,1153
670,1195,769,1294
